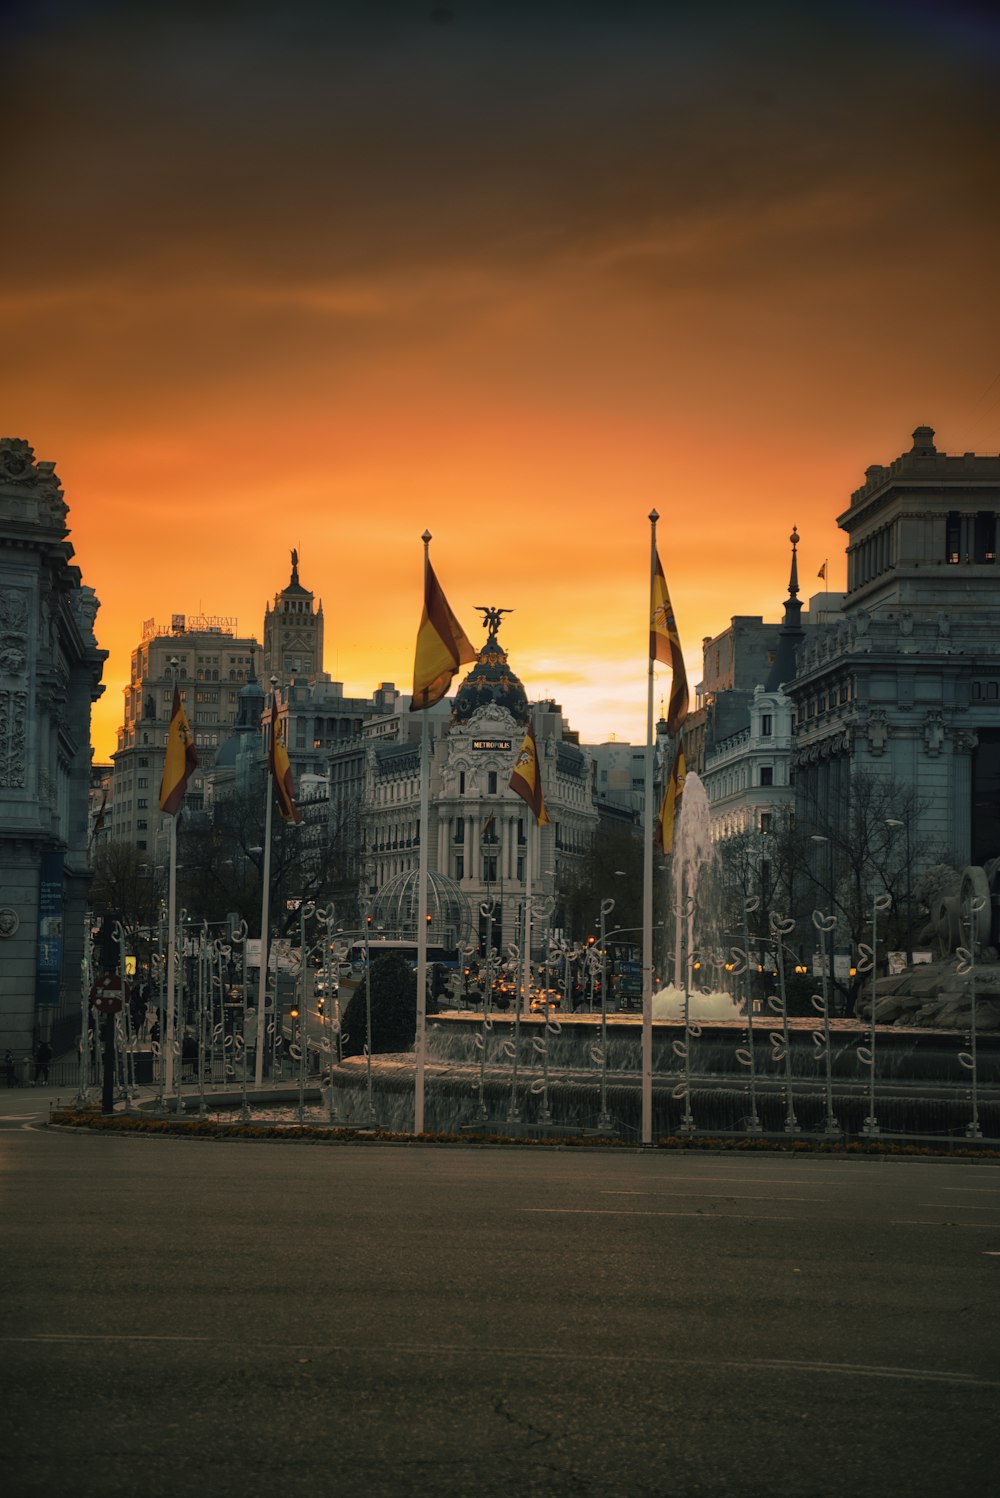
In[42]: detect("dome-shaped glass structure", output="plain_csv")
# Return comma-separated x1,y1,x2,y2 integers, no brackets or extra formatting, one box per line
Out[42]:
369,869,472,949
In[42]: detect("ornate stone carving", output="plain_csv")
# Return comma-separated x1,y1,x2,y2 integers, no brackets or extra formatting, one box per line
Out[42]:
0,438,37,485
953,730,979,754
0,589,28,634
0,644,25,677
865,709,888,755
923,710,945,756
0,908,20,939
0,689,27,786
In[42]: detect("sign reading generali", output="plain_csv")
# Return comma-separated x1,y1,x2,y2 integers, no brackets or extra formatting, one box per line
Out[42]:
472,738,512,752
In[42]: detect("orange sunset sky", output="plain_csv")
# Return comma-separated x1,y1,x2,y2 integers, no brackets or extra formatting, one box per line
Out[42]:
4,0,999,762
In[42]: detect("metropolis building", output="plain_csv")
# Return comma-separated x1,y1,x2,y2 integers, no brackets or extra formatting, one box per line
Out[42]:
333,612,598,953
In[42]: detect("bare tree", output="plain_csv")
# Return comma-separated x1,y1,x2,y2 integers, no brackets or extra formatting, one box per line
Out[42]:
89,841,165,942
797,771,950,1009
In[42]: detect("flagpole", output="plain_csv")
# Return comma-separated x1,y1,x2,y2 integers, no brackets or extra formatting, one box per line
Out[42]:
254,684,277,1088
164,813,178,1099
414,533,432,1136
642,510,658,1147
522,815,534,1015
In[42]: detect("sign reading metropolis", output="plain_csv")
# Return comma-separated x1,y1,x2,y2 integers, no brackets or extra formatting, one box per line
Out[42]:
472,738,512,752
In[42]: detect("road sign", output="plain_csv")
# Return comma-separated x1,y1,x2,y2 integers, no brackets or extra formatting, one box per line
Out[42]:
90,973,131,1015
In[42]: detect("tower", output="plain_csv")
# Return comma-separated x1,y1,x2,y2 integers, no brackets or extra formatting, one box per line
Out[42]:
263,549,324,686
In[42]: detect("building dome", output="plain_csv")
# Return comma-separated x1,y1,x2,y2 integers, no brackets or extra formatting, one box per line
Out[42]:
369,869,473,949
451,611,529,726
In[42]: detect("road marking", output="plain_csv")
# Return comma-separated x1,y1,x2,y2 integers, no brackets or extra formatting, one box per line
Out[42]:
891,1220,995,1229
918,1204,1000,1212
521,1208,795,1219
941,1187,1000,1195
1,1336,995,1388
603,1191,817,1202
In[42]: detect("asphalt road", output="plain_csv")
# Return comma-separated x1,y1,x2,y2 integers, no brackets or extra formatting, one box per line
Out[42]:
2,1088,999,1497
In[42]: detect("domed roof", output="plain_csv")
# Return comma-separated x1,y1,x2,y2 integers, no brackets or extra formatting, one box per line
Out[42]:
214,667,264,771
369,869,473,948
451,615,528,726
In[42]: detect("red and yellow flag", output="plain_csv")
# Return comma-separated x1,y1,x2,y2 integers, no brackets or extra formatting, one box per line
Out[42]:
269,699,302,824
509,724,549,826
159,686,198,815
650,548,689,736
655,747,686,854
411,554,476,711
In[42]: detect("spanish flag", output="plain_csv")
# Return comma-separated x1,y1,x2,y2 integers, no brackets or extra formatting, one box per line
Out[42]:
509,724,549,826
650,548,689,736
269,699,302,824
655,746,686,854
159,687,197,815
411,552,476,711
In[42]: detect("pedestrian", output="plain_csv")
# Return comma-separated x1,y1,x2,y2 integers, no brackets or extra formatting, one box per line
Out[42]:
34,1039,52,1085
4,1049,16,1087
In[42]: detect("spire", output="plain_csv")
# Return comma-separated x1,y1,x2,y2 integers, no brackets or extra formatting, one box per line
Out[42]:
764,526,805,692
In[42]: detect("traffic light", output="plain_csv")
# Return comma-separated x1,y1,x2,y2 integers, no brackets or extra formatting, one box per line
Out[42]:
289,1004,300,1019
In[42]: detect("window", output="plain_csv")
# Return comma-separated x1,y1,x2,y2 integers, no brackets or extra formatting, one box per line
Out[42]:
453,820,464,843
760,767,773,786
459,771,466,795
483,855,498,883
137,798,147,809
976,511,997,564
487,771,498,794
137,777,147,789
455,854,464,880
760,714,772,737
946,510,961,565
760,813,773,835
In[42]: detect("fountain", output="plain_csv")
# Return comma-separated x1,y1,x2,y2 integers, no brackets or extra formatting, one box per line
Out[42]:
324,772,1000,1142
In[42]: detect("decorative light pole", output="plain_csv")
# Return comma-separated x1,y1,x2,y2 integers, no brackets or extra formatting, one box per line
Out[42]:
956,893,987,1141
884,819,912,965
596,897,615,1131
810,910,840,1137
768,912,799,1133
228,918,251,1121
856,890,892,1138
731,893,763,1134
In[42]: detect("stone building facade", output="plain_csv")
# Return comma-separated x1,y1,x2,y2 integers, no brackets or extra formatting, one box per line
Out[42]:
0,439,106,1055
790,427,1000,868
109,616,260,858
348,617,598,952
